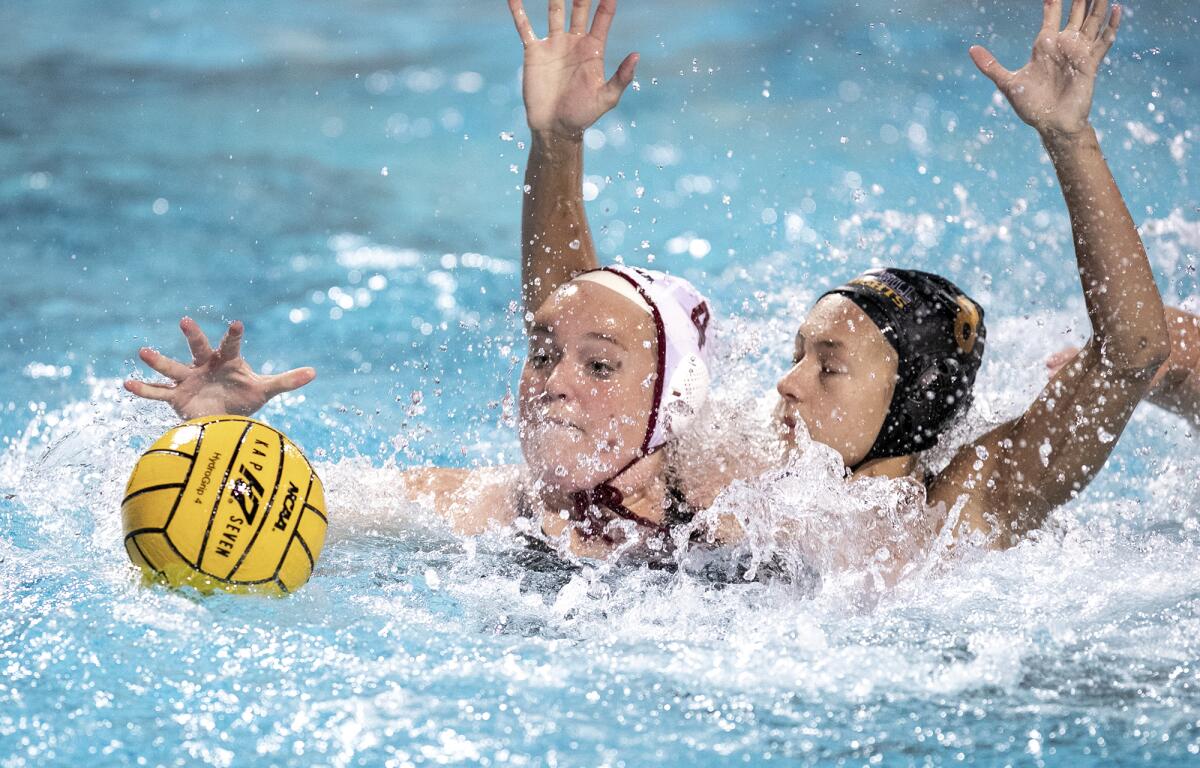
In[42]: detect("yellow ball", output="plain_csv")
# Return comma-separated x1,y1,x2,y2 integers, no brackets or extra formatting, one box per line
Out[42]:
121,416,327,595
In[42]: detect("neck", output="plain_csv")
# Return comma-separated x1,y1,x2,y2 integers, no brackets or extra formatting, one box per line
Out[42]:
537,451,670,525
851,453,919,481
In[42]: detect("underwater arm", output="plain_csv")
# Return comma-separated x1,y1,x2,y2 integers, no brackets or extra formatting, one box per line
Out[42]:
508,0,638,321
936,0,1169,541
124,317,315,420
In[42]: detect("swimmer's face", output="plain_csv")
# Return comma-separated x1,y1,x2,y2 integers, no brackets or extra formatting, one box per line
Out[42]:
518,281,658,492
774,295,898,467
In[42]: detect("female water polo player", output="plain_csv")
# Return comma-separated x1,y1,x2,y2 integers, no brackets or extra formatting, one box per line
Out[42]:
510,0,1169,553
126,265,714,564
1048,306,1200,430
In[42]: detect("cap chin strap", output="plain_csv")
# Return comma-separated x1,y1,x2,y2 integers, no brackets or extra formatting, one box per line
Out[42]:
566,447,671,542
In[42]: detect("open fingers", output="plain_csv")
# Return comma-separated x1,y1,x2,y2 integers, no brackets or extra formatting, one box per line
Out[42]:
968,45,1013,89
138,347,190,381
1066,0,1088,31
1041,0,1064,31
569,0,591,34
548,0,565,36
264,367,317,398
603,52,638,107
507,0,537,46
590,0,617,42
1098,4,1121,53
215,320,244,362
180,316,214,364
1081,0,1109,39
124,379,176,402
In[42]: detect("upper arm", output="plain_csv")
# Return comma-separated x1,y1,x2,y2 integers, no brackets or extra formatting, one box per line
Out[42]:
932,337,1158,544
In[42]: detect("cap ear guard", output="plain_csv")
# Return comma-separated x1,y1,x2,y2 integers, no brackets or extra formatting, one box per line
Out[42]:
659,352,710,439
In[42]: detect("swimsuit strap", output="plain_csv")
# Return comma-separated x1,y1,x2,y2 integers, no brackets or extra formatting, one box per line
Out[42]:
567,482,697,544
568,483,670,542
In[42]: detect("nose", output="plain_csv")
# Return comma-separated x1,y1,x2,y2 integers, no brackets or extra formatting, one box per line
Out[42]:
544,358,576,401
776,361,806,403
777,360,816,405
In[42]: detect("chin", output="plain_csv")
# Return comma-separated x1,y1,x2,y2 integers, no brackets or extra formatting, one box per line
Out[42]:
519,434,598,492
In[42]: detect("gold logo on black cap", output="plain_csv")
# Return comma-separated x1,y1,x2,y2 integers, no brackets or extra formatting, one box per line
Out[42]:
954,296,980,354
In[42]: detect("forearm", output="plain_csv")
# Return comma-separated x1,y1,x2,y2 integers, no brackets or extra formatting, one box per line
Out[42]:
399,466,521,535
521,131,599,319
1044,128,1169,369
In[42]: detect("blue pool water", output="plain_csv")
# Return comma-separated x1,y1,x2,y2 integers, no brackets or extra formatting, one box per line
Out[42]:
3,0,1199,764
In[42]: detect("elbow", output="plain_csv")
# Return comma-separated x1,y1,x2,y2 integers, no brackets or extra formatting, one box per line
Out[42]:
1133,326,1172,371
1100,330,1170,377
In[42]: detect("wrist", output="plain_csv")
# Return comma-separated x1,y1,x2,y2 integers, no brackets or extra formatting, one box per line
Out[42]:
1038,122,1098,154
531,128,585,149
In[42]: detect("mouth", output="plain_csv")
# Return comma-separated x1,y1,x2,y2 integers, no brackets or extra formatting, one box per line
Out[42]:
775,410,798,441
537,414,584,435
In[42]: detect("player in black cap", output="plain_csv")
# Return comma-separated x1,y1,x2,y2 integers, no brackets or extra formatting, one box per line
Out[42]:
814,268,986,468
774,0,1168,552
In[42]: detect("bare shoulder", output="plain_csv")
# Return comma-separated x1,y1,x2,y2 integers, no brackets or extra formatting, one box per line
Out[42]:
399,466,525,535
926,419,1031,549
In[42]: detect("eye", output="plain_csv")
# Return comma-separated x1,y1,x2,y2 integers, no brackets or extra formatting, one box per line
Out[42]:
528,343,556,369
587,359,618,379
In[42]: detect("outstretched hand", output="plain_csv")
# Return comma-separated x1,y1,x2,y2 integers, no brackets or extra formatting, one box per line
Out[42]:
124,317,315,421
507,0,638,139
970,0,1120,138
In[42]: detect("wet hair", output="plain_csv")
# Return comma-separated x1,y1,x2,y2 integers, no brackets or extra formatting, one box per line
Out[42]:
820,267,986,464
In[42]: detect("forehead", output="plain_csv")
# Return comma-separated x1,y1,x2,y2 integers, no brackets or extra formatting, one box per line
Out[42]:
799,294,893,357
532,282,655,345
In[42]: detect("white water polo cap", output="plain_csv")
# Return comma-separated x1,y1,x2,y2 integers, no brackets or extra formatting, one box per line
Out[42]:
571,265,713,452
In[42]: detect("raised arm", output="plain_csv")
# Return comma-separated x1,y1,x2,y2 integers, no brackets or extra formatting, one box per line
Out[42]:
934,0,1169,542
507,0,637,322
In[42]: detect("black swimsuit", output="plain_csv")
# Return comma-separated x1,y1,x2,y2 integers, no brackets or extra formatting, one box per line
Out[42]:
514,485,697,572
511,486,816,589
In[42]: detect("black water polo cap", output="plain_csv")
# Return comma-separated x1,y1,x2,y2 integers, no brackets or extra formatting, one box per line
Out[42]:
820,267,986,463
